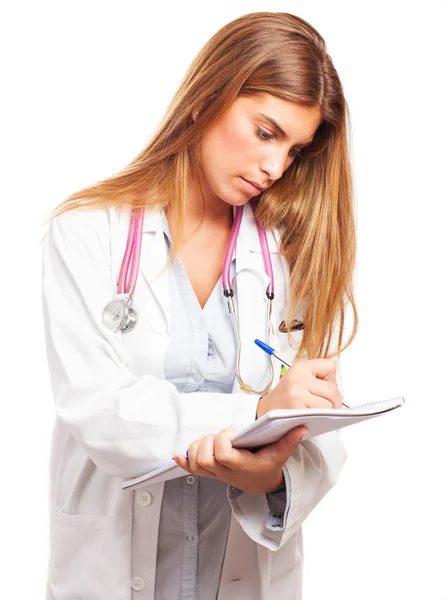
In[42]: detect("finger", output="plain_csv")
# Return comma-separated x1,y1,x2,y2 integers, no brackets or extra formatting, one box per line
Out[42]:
284,425,309,448
255,425,308,467
172,453,192,473
221,426,237,439
187,438,221,479
307,378,342,408
196,435,218,474
214,428,249,471
304,393,334,409
186,439,202,474
307,358,337,384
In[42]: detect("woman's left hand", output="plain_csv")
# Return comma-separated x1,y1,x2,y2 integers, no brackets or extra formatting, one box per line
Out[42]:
172,425,308,494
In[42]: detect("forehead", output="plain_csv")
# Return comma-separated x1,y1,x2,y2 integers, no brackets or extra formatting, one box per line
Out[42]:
232,93,322,141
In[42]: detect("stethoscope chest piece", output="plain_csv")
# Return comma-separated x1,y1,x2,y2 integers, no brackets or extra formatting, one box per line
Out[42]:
102,299,138,333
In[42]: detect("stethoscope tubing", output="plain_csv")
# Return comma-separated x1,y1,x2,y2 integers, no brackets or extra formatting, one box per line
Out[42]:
222,205,243,293
226,293,274,396
117,207,144,297
104,201,276,394
222,200,274,297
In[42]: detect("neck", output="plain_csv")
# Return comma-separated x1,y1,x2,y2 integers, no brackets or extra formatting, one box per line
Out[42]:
188,176,234,227
168,176,235,241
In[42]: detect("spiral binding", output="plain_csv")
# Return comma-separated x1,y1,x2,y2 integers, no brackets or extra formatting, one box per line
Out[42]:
352,396,403,410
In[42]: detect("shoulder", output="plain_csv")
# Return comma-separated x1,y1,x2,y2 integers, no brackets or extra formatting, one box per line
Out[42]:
44,203,135,248
49,204,118,234
42,207,128,275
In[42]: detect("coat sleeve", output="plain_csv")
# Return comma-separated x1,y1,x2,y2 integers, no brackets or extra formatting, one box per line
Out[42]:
41,209,258,479
227,355,347,551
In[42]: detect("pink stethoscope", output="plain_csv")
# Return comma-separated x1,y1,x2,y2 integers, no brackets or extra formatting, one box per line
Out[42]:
102,199,275,394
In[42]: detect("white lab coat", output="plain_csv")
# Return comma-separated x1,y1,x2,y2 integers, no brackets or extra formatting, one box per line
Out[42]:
42,200,347,600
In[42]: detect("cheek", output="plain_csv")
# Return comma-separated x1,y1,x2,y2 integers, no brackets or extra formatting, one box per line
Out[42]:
201,122,256,179
223,118,256,163
199,114,263,201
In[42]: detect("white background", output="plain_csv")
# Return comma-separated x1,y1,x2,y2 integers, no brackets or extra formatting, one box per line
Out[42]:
1,1,444,598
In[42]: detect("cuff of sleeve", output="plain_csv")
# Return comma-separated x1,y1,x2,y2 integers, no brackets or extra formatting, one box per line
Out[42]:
228,485,244,501
265,476,288,532
228,480,289,533
265,510,285,531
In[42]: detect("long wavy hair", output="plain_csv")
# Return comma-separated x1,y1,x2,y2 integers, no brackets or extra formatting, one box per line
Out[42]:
44,11,358,360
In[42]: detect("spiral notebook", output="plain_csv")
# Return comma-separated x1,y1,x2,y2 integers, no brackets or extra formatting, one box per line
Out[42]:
121,396,405,490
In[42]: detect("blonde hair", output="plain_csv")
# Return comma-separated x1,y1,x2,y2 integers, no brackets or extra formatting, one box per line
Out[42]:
44,11,358,360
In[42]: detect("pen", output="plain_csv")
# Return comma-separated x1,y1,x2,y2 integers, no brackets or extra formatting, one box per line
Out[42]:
254,338,352,409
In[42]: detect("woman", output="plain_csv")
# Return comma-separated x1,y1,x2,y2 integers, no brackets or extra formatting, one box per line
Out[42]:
42,11,357,600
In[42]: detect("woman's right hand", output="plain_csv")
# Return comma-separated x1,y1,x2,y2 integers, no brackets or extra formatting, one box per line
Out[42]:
256,358,342,419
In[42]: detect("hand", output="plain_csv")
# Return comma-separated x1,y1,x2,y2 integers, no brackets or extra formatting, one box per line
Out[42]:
172,424,308,494
257,358,342,419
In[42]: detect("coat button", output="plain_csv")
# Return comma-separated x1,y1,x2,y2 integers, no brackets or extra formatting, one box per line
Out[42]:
137,491,152,506
186,475,195,485
131,576,145,591
151,318,166,334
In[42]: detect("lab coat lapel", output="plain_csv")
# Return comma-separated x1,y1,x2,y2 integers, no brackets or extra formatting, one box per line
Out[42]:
232,202,279,394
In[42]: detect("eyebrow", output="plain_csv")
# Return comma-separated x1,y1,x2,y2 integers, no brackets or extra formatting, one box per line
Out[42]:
258,113,314,147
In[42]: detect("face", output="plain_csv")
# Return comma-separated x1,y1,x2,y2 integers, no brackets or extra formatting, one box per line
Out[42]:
194,93,322,208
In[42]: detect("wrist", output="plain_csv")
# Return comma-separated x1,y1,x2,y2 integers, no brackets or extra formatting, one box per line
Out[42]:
268,470,285,493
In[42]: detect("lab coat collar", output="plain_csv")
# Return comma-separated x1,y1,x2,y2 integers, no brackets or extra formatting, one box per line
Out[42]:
140,200,282,251
142,205,163,233
236,200,281,253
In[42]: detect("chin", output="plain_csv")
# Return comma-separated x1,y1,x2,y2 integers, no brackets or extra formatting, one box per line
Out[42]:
229,196,252,207
214,186,252,208
232,179,261,204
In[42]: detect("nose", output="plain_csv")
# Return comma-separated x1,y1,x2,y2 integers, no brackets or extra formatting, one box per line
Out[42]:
259,149,290,182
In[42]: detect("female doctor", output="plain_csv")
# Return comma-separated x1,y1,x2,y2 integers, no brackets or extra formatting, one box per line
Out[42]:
41,11,358,600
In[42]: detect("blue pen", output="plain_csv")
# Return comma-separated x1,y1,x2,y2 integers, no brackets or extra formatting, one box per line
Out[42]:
254,339,351,409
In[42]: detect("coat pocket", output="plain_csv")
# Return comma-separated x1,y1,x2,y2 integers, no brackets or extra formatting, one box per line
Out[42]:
48,508,132,600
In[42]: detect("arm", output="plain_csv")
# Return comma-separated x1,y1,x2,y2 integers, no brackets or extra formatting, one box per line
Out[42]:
174,420,346,551
173,344,347,550
228,428,347,550
227,354,347,550
41,209,258,478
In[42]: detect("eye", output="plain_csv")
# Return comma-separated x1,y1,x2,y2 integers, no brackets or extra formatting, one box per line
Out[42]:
289,147,303,158
256,127,274,141
255,127,303,159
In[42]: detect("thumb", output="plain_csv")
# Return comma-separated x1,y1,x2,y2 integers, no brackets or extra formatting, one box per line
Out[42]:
256,425,309,466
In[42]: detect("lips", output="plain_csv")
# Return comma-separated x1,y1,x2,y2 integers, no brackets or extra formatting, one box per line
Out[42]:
240,178,262,195
243,178,265,190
